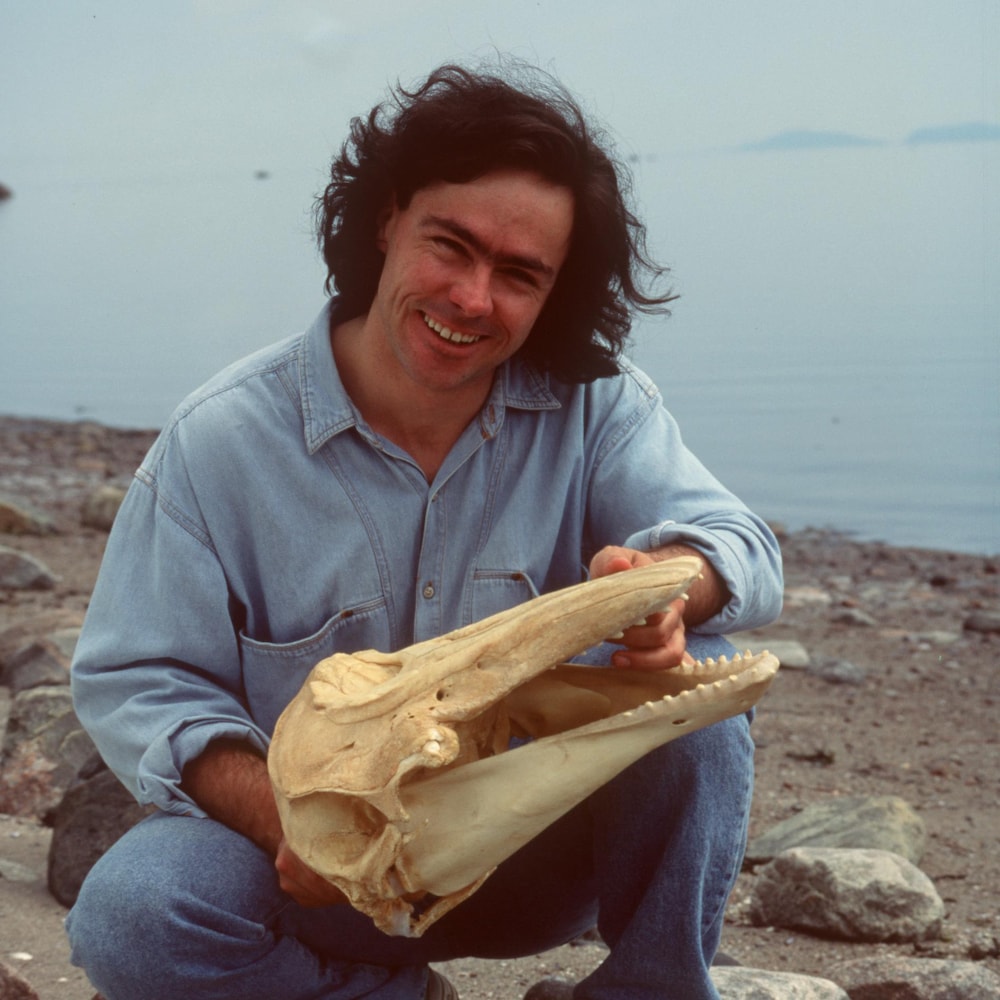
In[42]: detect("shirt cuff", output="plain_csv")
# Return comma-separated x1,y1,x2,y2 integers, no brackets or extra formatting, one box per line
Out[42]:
134,718,271,818
623,521,764,633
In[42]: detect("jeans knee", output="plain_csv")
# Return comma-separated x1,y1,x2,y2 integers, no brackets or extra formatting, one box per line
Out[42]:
67,813,286,995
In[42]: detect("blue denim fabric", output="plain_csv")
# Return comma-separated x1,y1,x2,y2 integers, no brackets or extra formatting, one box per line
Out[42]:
70,302,781,818
68,633,752,1000
67,300,780,996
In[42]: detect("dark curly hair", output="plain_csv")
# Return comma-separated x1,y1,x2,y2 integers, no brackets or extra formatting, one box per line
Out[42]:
316,61,676,382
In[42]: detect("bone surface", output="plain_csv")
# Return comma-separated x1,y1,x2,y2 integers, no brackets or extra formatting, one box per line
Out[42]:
268,557,779,936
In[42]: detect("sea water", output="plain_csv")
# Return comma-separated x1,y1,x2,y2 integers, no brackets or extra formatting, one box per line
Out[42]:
1,146,997,555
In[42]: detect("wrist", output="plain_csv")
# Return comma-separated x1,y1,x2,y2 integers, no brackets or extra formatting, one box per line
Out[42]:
181,739,283,855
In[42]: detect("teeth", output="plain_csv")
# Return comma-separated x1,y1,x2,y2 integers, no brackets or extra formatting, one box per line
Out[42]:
423,313,481,344
608,631,625,640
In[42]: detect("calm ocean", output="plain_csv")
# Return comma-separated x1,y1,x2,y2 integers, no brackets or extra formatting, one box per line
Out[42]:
1,145,997,555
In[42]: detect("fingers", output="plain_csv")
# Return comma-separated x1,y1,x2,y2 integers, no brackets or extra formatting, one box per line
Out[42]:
589,545,654,579
610,598,689,671
275,839,349,908
589,548,691,670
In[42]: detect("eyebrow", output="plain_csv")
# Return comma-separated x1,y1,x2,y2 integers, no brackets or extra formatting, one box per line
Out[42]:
422,215,557,279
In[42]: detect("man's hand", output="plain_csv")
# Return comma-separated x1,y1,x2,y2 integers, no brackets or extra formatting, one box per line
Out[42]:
589,543,729,671
275,837,349,908
182,739,348,908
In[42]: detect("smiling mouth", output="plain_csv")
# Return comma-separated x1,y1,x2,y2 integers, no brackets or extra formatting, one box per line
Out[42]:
423,313,482,345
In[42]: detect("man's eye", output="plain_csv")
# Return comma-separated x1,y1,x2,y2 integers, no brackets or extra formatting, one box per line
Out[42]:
503,268,538,288
433,236,464,254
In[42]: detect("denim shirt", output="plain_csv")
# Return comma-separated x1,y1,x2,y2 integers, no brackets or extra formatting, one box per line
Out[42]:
71,302,782,816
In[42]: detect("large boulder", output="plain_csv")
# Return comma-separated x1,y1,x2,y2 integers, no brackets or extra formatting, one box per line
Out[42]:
749,847,944,943
745,795,926,866
0,547,57,590
831,954,1000,999
47,764,152,907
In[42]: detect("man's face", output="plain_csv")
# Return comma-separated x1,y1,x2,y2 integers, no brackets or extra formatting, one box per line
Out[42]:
370,169,574,400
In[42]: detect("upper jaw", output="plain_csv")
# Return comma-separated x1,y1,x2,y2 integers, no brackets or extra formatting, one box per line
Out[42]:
422,311,483,345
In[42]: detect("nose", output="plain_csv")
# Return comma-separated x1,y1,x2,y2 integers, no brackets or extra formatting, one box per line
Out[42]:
450,264,494,317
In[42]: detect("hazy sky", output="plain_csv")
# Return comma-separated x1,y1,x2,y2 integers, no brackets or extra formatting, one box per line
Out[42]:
3,0,998,181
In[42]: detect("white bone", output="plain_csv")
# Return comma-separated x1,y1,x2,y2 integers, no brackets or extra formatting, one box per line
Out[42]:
268,557,778,937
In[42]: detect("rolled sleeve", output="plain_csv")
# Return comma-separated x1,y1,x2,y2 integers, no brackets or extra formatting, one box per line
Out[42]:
627,516,783,632
71,452,264,815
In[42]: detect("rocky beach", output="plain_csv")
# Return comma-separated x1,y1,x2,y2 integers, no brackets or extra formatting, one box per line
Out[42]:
1,415,998,999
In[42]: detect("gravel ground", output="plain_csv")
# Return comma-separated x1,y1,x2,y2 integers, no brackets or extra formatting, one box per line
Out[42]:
1,416,997,998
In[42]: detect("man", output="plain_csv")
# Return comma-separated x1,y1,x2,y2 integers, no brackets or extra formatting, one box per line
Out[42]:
68,63,782,999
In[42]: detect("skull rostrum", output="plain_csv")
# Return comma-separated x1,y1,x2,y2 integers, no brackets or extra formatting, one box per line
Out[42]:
268,557,778,936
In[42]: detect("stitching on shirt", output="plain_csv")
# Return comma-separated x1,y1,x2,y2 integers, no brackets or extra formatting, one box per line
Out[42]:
315,445,398,642
134,468,216,552
590,369,661,470
463,418,511,623
237,596,388,657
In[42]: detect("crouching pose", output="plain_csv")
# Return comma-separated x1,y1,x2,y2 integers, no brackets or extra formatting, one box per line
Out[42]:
68,61,782,1000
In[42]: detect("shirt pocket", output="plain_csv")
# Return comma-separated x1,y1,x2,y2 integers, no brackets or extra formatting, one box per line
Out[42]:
465,568,540,624
238,595,391,735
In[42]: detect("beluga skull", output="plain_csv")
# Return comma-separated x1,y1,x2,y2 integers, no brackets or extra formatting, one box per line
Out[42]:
268,557,778,937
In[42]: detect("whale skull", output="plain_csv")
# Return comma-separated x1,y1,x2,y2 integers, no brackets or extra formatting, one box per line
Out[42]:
268,557,778,936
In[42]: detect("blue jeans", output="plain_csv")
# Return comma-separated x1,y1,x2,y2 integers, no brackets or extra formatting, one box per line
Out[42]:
67,636,754,1000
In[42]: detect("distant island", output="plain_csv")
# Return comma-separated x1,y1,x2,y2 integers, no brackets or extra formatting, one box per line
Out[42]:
738,121,1000,153
739,129,883,152
904,122,1000,144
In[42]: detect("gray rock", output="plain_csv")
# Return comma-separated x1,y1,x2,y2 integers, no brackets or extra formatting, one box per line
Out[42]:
830,607,878,627
0,686,93,817
46,626,81,660
0,546,57,590
0,857,40,883
783,586,833,608
1,641,68,694
712,966,848,999
1,686,78,756
47,766,152,907
808,658,867,685
963,610,1000,634
745,795,927,866
524,962,855,999
524,977,575,999
749,847,944,943
831,954,1000,999
0,962,39,1000
0,497,55,537
908,630,962,646
80,484,127,531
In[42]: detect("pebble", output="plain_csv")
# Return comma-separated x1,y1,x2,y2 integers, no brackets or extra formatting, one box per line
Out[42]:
963,610,1000,634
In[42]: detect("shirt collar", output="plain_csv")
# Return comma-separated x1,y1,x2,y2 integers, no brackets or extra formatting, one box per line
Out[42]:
298,300,562,454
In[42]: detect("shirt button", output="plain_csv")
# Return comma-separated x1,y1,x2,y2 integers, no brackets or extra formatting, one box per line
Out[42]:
422,583,435,599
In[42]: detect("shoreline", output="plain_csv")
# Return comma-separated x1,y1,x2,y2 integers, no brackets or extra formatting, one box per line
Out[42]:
2,412,996,561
